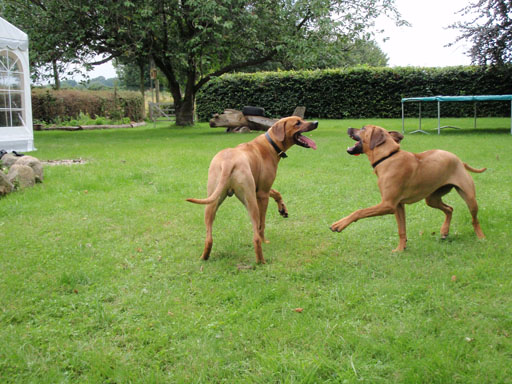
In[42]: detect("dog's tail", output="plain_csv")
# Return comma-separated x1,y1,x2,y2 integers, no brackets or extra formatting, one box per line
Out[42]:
464,163,486,173
186,163,234,205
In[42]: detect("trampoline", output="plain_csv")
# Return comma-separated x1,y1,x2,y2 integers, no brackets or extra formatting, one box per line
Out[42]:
401,95,512,135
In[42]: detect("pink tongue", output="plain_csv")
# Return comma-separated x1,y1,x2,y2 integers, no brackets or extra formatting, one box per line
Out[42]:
302,136,317,150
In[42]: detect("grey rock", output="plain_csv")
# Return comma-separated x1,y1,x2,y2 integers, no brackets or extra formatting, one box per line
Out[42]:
8,164,36,189
0,154,18,168
13,155,44,182
0,171,14,195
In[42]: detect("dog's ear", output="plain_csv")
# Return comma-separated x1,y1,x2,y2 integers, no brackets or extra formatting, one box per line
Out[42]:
369,128,387,149
389,131,404,144
272,120,286,142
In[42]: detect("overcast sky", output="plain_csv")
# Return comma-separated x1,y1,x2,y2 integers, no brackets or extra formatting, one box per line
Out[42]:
373,0,472,67
87,0,473,79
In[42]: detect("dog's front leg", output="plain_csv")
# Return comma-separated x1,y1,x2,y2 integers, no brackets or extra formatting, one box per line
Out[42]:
393,203,407,252
330,202,395,233
269,189,288,218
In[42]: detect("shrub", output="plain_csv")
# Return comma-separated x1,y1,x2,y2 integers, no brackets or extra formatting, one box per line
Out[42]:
196,65,512,121
31,89,144,124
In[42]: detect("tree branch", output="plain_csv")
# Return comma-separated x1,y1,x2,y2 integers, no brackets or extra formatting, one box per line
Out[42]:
86,55,117,66
153,55,183,106
296,10,312,32
194,53,275,92
28,0,47,11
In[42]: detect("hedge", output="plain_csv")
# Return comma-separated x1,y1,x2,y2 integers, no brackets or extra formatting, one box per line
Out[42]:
196,66,512,121
32,89,144,123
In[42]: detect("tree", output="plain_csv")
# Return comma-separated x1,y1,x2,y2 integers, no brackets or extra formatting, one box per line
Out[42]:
450,0,512,65
0,0,101,88
12,0,403,125
279,38,389,70
115,61,151,91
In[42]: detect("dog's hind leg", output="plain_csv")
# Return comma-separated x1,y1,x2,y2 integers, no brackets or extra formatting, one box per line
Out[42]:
201,197,227,260
247,194,264,263
257,191,271,244
200,203,216,260
393,203,407,251
234,179,265,263
454,182,485,239
425,185,454,239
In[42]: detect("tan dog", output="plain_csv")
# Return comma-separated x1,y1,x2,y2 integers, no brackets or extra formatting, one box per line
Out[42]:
330,125,485,251
187,116,318,263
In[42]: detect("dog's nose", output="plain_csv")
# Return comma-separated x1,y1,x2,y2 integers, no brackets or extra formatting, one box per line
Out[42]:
311,121,318,128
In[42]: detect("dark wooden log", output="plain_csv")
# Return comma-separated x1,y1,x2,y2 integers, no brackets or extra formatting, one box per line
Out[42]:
209,107,305,132
246,115,277,131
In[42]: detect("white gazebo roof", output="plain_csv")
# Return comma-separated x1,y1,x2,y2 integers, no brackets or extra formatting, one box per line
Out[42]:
0,17,28,51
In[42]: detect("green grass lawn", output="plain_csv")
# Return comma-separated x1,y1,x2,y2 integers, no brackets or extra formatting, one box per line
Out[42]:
1,118,511,383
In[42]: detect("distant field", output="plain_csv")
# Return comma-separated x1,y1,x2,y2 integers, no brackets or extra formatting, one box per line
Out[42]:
1,118,510,382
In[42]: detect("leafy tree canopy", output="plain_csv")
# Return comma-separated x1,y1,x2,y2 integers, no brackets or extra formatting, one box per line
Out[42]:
2,0,404,124
450,0,512,65
0,0,100,87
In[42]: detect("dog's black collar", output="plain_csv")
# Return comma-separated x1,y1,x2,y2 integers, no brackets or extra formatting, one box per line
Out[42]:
372,149,399,169
265,131,287,158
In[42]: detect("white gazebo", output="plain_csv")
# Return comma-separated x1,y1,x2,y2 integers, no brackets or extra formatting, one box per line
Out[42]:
0,17,34,152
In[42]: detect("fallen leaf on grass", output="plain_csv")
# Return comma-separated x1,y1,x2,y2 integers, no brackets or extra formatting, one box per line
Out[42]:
451,275,457,282
293,308,304,313
237,264,254,271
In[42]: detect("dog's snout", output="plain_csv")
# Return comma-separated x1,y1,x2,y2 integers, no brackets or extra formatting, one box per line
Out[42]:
311,121,318,128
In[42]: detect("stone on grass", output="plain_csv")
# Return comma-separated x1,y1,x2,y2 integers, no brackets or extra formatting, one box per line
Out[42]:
0,171,14,195
13,155,44,182
7,164,36,189
0,153,18,168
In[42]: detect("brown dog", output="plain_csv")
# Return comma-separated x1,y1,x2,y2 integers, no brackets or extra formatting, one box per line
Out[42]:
187,116,318,263
330,125,485,251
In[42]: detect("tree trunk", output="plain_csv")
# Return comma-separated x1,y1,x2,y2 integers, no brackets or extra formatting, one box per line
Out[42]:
52,59,60,90
156,57,196,126
138,61,146,119
175,92,195,126
175,68,196,126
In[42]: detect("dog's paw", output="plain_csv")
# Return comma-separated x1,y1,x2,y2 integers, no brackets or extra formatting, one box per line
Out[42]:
330,223,344,233
277,202,288,218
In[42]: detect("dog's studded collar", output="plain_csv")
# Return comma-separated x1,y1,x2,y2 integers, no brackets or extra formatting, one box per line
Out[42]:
265,131,287,158
372,149,399,169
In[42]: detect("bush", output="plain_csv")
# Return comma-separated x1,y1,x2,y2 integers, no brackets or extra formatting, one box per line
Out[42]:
31,89,144,124
196,65,512,121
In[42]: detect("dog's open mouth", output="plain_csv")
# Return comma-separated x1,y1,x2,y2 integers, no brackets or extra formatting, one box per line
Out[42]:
347,128,363,155
294,122,318,150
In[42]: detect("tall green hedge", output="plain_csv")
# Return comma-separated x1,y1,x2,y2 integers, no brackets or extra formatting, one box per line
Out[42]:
32,89,144,123
196,66,512,121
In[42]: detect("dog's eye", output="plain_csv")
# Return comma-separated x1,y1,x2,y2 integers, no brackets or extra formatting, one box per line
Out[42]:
296,121,301,126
